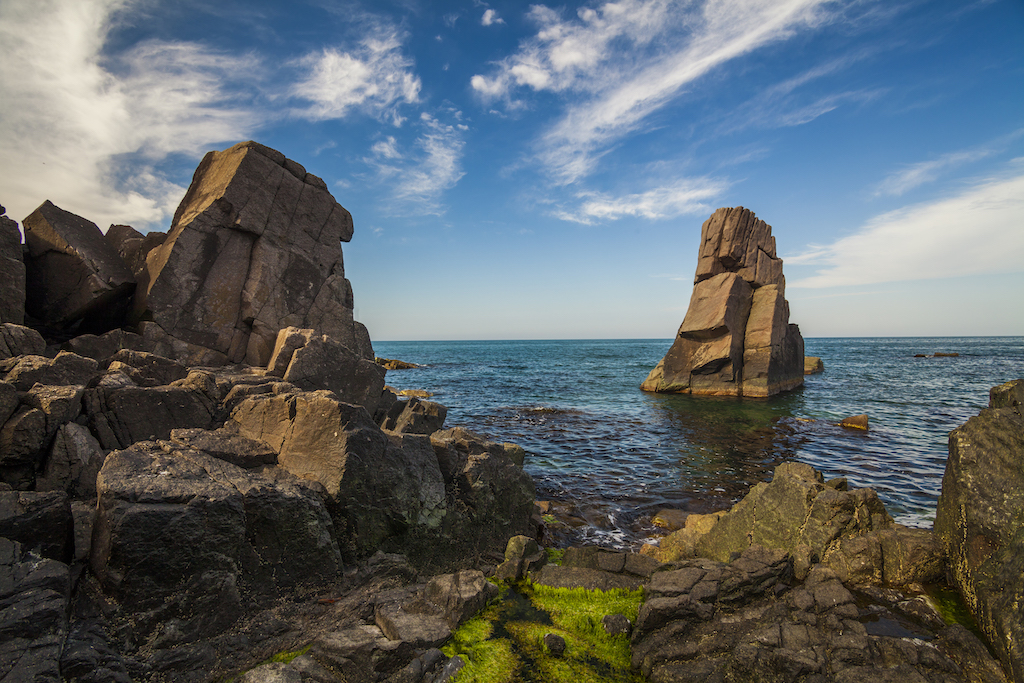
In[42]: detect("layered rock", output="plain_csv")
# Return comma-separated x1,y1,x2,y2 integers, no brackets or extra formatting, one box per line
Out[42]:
133,141,368,366
22,200,136,335
935,379,1024,683
643,207,803,397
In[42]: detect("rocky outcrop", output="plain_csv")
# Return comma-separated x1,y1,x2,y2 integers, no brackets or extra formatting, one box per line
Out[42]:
642,207,803,397
0,205,26,325
935,378,1024,683
133,141,368,366
22,200,136,335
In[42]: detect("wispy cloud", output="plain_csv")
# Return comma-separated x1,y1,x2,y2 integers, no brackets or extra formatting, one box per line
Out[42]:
365,112,468,215
292,30,421,126
788,171,1024,288
553,176,728,224
472,0,836,183
482,9,504,26
0,0,259,228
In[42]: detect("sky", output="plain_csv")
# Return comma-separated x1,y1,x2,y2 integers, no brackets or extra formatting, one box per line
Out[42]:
1,0,1022,341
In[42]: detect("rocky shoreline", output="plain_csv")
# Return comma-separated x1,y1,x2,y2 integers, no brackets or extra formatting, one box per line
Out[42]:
0,142,1020,682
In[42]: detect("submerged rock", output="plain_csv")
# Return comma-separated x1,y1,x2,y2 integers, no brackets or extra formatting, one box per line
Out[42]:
642,207,803,397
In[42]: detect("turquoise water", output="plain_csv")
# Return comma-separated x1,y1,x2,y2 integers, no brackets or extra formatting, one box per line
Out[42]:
374,337,1024,548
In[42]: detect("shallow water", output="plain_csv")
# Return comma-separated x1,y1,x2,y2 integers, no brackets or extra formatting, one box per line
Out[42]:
374,337,1024,549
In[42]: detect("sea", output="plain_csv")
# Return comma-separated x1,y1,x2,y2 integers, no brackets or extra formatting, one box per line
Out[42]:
373,337,1024,550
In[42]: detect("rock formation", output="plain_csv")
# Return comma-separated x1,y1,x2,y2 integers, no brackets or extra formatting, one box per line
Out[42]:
0,205,25,325
133,140,369,366
935,378,1024,683
642,207,804,397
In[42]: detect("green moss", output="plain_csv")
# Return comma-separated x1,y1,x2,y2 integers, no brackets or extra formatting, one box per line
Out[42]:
545,547,566,565
444,580,645,683
927,584,988,641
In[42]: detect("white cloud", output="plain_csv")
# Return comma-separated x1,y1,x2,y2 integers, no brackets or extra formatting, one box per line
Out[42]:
365,113,467,215
553,176,728,224
788,172,1024,288
292,31,421,126
473,0,836,183
0,0,259,228
482,9,505,26
872,148,999,197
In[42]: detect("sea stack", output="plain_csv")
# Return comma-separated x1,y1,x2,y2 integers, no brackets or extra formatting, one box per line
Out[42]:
642,207,804,397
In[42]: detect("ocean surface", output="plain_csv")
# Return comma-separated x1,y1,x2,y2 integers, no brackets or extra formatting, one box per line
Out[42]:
373,337,1024,549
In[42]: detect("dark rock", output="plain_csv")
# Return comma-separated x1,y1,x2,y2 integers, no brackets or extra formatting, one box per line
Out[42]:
935,378,1024,683
0,490,73,562
60,618,133,683
83,381,216,450
0,208,25,325
495,534,546,581
381,396,448,435
0,322,45,359
105,224,166,279
36,422,106,497
603,613,632,636
91,442,342,623
376,357,420,370
22,200,136,334
642,207,803,397
374,596,450,648
544,632,566,656
61,327,148,362
104,348,188,386
170,427,277,468
133,141,368,366
310,625,415,682
0,538,71,683
533,564,644,591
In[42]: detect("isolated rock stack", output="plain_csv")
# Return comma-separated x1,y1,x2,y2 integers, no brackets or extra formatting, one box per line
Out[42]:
642,207,804,397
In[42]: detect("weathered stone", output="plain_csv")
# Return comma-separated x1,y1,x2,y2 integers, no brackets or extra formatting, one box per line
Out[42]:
61,327,148,361
0,323,45,359
533,565,643,591
603,613,632,636
374,599,450,648
421,570,499,628
0,405,48,471
22,200,136,333
804,356,824,375
2,351,99,390
935,378,1024,683
0,490,73,562
238,662,303,683
381,396,448,435
170,427,277,469
275,331,386,415
544,632,566,656
133,141,366,366
231,391,445,555
643,207,803,397
840,414,869,430
695,461,893,564
0,538,71,683
105,224,166,279
91,441,342,617
84,382,216,450
37,421,106,499
0,208,25,325
311,625,415,681
104,349,188,387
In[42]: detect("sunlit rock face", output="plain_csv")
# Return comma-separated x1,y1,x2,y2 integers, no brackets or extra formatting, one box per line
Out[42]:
642,207,804,397
132,140,371,366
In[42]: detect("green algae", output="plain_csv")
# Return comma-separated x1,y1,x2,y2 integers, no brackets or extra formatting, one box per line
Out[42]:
443,579,645,682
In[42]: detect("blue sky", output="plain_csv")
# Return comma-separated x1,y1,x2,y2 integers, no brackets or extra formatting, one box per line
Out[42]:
1,0,1022,341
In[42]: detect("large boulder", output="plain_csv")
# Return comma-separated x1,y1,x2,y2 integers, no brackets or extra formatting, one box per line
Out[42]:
935,379,1024,683
0,323,45,359
83,381,216,450
642,207,803,397
22,200,136,334
91,441,343,637
0,205,25,325
133,141,371,366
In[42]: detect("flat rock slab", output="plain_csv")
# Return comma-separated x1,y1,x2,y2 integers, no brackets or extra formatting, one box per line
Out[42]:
533,565,643,591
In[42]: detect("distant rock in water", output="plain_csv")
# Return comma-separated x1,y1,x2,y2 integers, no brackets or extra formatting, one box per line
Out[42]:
642,207,804,397
804,356,824,374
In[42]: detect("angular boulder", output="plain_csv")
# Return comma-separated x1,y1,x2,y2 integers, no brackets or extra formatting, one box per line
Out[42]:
935,379,1024,683
0,205,25,324
133,141,371,366
643,207,804,397
22,200,136,334
0,323,45,359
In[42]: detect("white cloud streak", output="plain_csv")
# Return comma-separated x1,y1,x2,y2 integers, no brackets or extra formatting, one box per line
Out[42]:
0,0,259,228
788,172,1024,288
292,30,421,126
872,149,996,198
553,176,728,224
365,113,467,215
482,9,505,26
472,0,835,183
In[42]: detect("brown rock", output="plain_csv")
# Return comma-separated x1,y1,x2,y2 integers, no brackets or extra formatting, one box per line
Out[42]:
804,356,824,374
22,201,135,334
0,323,45,359
643,207,803,397
133,141,369,366
839,414,869,430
